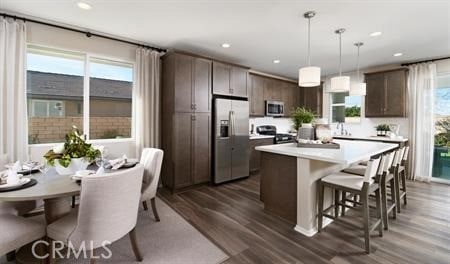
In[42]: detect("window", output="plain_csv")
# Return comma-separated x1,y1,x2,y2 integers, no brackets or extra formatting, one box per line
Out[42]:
432,74,450,181
26,45,134,144
30,100,65,117
330,92,362,123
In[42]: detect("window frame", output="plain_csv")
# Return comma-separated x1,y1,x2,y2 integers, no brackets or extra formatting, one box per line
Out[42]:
329,92,363,124
26,44,136,145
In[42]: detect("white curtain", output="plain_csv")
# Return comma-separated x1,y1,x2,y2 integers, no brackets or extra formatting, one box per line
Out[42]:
135,48,163,157
408,63,437,182
0,17,28,162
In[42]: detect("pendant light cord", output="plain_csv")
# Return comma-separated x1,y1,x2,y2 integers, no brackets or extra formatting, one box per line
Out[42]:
356,45,360,82
338,32,342,76
307,17,311,66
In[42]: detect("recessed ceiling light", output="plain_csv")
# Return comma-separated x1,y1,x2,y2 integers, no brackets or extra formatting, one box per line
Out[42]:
273,59,280,64
221,43,231,48
393,53,403,57
77,1,92,10
369,31,382,37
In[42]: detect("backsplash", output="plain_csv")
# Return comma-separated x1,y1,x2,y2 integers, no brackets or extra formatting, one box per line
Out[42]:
250,117,294,134
249,116,410,138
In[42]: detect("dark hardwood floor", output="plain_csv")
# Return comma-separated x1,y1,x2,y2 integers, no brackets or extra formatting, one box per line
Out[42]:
158,174,450,264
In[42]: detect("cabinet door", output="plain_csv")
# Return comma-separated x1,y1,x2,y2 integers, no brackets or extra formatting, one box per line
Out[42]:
250,74,265,116
173,113,192,188
281,82,292,116
174,54,193,112
231,66,248,97
249,138,274,172
193,58,212,112
264,78,282,101
385,70,407,117
365,73,385,117
301,84,323,117
212,61,231,96
193,113,211,184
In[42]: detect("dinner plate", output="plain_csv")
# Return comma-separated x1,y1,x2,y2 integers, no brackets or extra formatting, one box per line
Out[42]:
71,170,96,180
0,178,31,189
120,160,138,169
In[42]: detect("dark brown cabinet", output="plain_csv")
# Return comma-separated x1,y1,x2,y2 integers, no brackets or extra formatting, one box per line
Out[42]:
249,73,305,117
282,82,300,117
170,53,212,113
161,52,212,192
249,74,265,116
299,83,323,117
249,137,275,173
213,61,249,97
365,69,407,117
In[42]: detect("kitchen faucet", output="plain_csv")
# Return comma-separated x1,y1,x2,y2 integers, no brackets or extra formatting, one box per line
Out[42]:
336,122,346,135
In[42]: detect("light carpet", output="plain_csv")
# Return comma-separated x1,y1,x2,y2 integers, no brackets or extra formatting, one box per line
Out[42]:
2,198,228,264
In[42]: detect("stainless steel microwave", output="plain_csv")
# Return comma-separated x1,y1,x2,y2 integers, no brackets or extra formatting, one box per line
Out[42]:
265,101,284,117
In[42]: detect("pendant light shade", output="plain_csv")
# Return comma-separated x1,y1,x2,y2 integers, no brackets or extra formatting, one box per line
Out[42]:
349,42,366,96
330,28,350,92
331,76,351,92
350,82,367,96
299,11,321,87
298,66,321,87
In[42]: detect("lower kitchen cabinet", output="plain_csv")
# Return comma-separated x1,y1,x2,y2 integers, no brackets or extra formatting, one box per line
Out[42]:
163,112,211,191
249,137,275,173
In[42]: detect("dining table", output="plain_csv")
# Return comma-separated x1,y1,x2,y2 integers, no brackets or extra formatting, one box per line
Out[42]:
0,168,82,264
0,168,80,225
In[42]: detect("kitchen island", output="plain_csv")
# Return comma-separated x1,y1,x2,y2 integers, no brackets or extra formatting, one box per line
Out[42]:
256,139,397,237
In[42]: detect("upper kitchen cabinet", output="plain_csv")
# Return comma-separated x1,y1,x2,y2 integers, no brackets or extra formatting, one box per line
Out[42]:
212,61,249,97
263,77,282,101
365,69,408,117
249,74,265,116
282,82,300,116
299,83,323,117
162,52,212,113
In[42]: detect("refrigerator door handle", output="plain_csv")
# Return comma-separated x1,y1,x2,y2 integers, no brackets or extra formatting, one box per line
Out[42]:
230,110,236,136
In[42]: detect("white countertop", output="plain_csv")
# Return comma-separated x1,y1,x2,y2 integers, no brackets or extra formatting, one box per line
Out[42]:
333,135,408,143
249,134,275,140
255,139,397,165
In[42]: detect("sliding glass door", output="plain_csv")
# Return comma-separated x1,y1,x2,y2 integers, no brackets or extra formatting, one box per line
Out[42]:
432,74,450,181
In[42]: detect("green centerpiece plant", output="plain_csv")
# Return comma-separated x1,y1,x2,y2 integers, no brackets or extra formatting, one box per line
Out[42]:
44,126,101,168
291,107,315,131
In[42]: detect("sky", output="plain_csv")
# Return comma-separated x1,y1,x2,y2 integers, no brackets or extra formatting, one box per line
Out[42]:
27,53,133,82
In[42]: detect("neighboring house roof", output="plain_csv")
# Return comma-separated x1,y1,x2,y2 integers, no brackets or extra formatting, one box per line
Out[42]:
27,71,132,100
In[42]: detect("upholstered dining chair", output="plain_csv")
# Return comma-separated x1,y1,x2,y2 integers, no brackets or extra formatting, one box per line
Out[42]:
0,214,46,262
0,154,39,216
139,148,164,222
47,164,145,263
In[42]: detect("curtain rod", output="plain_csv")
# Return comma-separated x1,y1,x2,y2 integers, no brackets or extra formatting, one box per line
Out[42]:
0,12,167,53
401,56,450,66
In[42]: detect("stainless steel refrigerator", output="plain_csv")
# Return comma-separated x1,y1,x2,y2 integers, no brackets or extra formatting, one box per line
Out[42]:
214,98,249,184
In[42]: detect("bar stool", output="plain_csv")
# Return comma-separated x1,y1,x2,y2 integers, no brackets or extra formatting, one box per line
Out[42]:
318,156,383,254
394,147,408,213
344,151,398,230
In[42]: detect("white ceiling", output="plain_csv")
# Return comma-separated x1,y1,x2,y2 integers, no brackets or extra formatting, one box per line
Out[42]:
1,0,449,79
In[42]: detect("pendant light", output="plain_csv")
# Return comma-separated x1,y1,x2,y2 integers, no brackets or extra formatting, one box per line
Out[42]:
330,28,350,92
298,11,321,87
350,42,366,96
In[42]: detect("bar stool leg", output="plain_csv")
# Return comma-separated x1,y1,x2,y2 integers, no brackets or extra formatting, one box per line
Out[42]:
401,170,407,205
362,192,370,254
341,191,346,216
380,179,389,230
394,168,401,213
375,188,383,237
334,189,339,218
389,177,397,219
318,181,324,232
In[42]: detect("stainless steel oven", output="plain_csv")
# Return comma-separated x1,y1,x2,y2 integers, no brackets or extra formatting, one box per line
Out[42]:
265,101,284,117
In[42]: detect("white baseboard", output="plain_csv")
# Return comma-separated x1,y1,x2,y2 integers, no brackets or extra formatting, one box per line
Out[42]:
294,217,333,237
